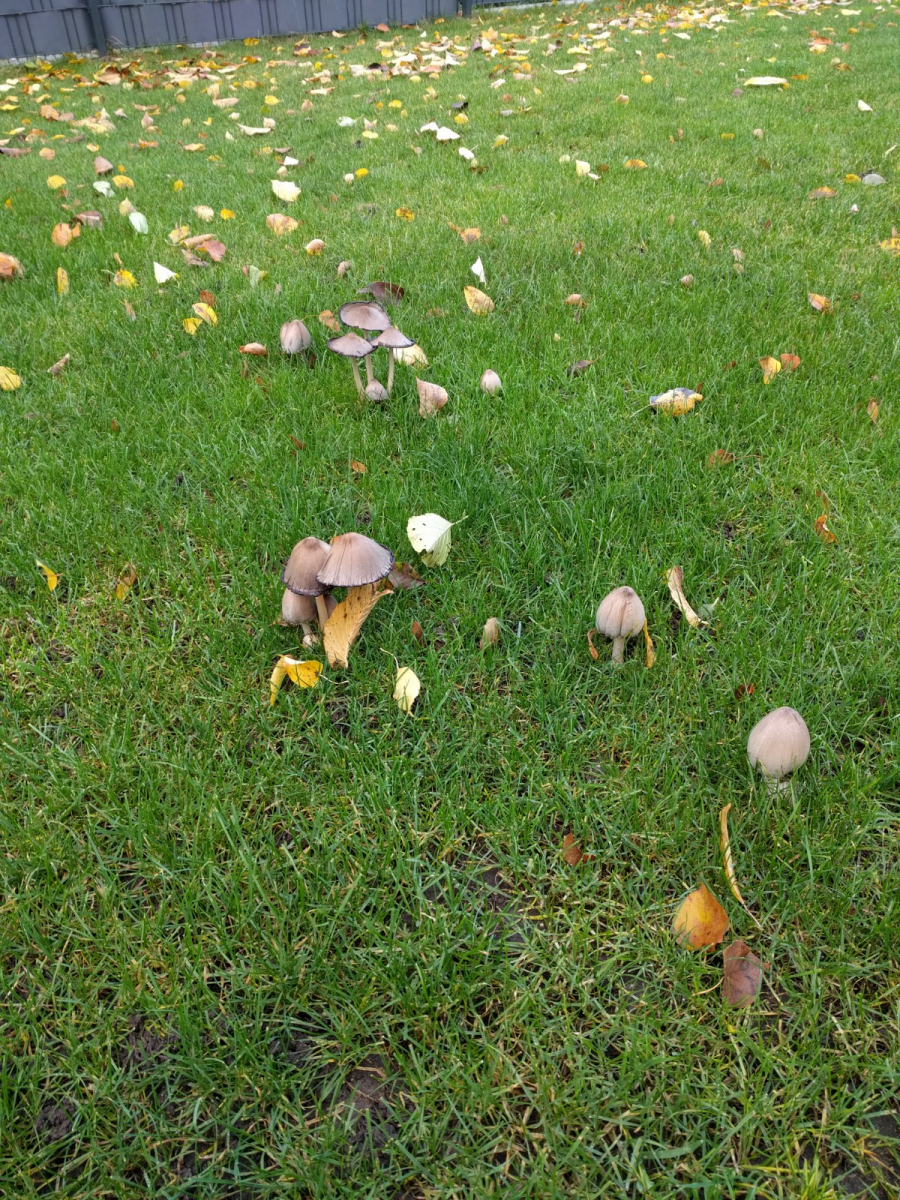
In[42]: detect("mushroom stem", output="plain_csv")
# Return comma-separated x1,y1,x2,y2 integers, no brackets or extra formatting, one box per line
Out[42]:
315,594,331,630
386,354,395,396
350,359,365,399
611,636,626,664
365,353,374,385
300,621,315,640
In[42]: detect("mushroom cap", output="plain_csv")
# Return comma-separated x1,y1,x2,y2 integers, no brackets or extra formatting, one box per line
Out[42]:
316,532,395,589
282,536,332,596
595,586,646,640
338,301,391,334
747,706,810,780
365,379,389,402
370,326,414,350
480,369,502,396
280,318,312,353
327,332,373,359
281,588,317,625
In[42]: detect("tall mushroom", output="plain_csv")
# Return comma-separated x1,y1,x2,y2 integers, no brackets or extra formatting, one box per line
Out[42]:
316,532,396,668
281,536,334,631
326,333,372,400
747,707,810,791
595,586,646,664
369,326,414,395
338,301,391,388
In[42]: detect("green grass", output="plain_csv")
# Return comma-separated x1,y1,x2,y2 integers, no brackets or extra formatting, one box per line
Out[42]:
1,3,899,1195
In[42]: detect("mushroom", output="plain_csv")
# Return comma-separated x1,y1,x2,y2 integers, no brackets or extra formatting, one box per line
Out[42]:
595,586,646,664
281,588,336,642
326,333,372,399
747,706,810,790
280,319,312,355
281,536,334,630
480,369,502,396
338,301,391,387
369,326,414,395
316,532,395,590
365,379,389,403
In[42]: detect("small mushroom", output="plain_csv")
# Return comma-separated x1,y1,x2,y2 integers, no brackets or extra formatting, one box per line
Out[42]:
338,301,391,387
747,706,810,790
326,333,372,399
282,536,334,629
316,532,395,590
369,326,414,394
280,318,312,355
365,379,389,403
281,588,336,642
595,586,645,664
480,369,502,396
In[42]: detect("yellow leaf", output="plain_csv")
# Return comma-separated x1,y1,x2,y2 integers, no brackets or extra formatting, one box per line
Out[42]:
46,174,67,189
879,237,900,256
672,883,729,950
393,666,421,714
464,286,494,315
264,94,280,105
168,225,190,244
354,168,368,178
624,158,646,169
192,301,217,325
266,212,299,235
36,559,59,590
173,179,184,191
665,566,708,628
649,387,702,415
56,267,69,295
0,253,24,280
493,135,508,147
867,398,879,423
808,292,831,313
759,355,782,384
269,655,322,704
643,620,656,669
220,208,235,220
183,317,202,335
720,804,761,927
395,206,415,221
115,563,137,600
698,229,712,249
113,269,136,288
323,582,393,669
640,73,653,83
0,365,22,391
112,174,134,189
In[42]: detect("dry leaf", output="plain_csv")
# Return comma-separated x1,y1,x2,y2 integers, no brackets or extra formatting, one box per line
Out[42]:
350,459,367,475
239,343,268,356
269,655,323,704
650,387,702,416
643,620,656,669
464,286,494,315
153,262,177,284
624,158,646,169
867,399,879,423
319,310,341,333
56,267,69,296
323,581,393,668
565,293,586,308
198,239,226,262
779,353,801,372
722,940,763,1008
759,355,781,384
36,560,59,590
807,186,836,200
407,512,462,566
46,174,67,190
814,514,837,543
566,359,594,377
114,563,137,600
411,620,424,644
336,260,352,277
267,213,299,235
720,803,761,928
416,378,449,418
879,237,900,256
388,563,426,590
192,302,217,326
672,883,729,950
359,281,404,302
271,179,301,202
666,566,707,628
393,666,421,714
0,366,22,391
51,222,79,248
562,833,591,866
113,269,136,289
708,449,735,467
305,238,325,256
480,617,501,649
808,292,831,313
459,227,481,243
698,229,711,249
0,253,24,281
48,353,70,375
587,629,599,661
395,206,415,221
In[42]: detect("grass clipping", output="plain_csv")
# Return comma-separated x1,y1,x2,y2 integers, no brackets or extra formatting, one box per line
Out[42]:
324,582,393,668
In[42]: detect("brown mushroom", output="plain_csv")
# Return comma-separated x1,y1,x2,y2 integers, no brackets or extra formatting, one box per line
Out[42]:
281,588,336,642
316,532,394,589
338,301,391,386
326,333,372,399
282,536,334,629
369,326,414,395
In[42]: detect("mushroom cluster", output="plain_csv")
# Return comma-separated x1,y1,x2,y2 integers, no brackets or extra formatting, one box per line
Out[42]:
326,300,414,401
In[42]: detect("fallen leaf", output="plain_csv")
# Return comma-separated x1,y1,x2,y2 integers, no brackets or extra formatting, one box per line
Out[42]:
464,286,494,315
879,237,900,256
565,293,586,307
650,387,702,416
857,99,872,112
807,186,836,200
395,206,415,221
746,75,788,86
808,292,831,313
93,155,114,174
153,262,177,284
336,260,352,277
319,310,341,333
197,239,226,262
0,253,24,281
562,833,590,865
128,212,149,235
672,883,729,950
113,269,136,289
388,562,426,590
246,265,267,288
407,512,463,566
666,566,707,628
867,399,879,423
624,158,646,169
359,281,404,301
416,378,449,418
814,514,837,543
698,229,711,249
56,267,69,296
114,563,137,600
46,174,67,190
182,317,202,334
393,665,421,714
643,620,656,669
192,301,217,326
220,209,235,220
239,343,268,356
271,179,301,203
0,365,22,391
350,459,367,475
719,803,761,928
267,213,299,235
708,449,735,467
566,359,594,377
269,655,323,704
480,617,501,649
759,355,781,384
112,174,133,190
411,620,424,644
587,629,599,660
470,256,486,285
459,226,481,243
323,581,393,668
779,353,801,372
51,222,79,248
722,940,763,1008
305,238,325,255
394,343,428,368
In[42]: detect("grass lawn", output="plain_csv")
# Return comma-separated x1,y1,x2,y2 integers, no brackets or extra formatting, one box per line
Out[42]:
1,1,899,1194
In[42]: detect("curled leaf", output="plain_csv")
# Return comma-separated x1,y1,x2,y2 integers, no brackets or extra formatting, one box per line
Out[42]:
115,563,137,600
36,560,59,590
719,804,761,927
269,655,323,704
587,629,599,661
323,581,393,669
47,353,70,376
814,514,837,543
708,449,735,467
239,343,268,356
56,267,69,296
643,620,656,669
407,512,463,567
480,617,501,649
666,566,707,628
0,253,24,280
723,939,763,1008
650,387,702,416
464,286,494,315
808,292,831,313
759,355,781,384
672,883,729,950
192,302,217,326
393,666,421,714
266,213,299,235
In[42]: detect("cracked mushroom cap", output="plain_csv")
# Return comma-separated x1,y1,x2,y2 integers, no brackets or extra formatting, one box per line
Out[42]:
327,332,373,359
316,532,395,589
595,586,646,640
747,706,810,780
282,537,332,596
369,326,414,351
338,301,391,334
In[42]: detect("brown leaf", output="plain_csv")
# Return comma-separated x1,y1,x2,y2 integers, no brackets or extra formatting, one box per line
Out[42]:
707,449,735,468
672,884,729,950
47,353,70,376
319,309,341,333
51,222,79,248
181,249,209,268
867,398,879,423
114,563,138,600
416,378,449,417
459,226,481,244
389,562,426,590
289,434,306,452
0,252,25,281
779,352,801,372
808,292,832,313
573,241,584,257
719,804,760,927
350,459,368,475
566,359,594,377
562,833,585,866
198,290,216,308
722,940,763,1008
464,286,494,315
564,293,586,307
587,629,599,661
411,619,424,644
814,514,837,543
198,239,227,262
323,581,393,668
359,281,405,302
734,683,754,700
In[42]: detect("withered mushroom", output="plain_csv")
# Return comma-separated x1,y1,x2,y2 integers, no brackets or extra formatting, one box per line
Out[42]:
338,301,391,388
369,326,414,395
282,536,334,630
326,333,372,399
595,586,646,664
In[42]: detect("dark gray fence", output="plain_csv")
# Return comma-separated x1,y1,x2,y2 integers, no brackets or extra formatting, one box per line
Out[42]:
0,0,458,60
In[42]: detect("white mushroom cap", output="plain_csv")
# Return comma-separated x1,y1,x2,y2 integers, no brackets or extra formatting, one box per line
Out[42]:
747,707,810,780
338,301,391,334
282,536,332,596
369,326,414,350
280,319,312,353
480,369,502,396
327,332,372,359
595,587,646,640
365,379,389,402
316,532,395,589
